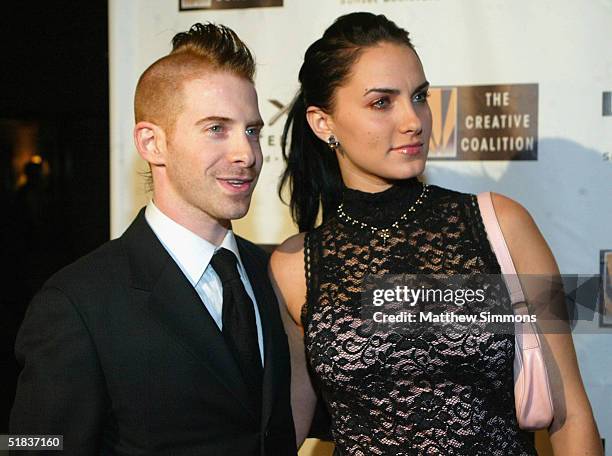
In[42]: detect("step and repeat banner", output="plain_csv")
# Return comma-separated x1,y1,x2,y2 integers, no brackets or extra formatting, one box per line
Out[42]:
109,1,612,454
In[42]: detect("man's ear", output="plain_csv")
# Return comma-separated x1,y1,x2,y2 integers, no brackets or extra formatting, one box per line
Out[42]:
134,121,167,167
305,106,335,144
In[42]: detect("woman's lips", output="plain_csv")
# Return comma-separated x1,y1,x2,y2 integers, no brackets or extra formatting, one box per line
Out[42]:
391,143,423,156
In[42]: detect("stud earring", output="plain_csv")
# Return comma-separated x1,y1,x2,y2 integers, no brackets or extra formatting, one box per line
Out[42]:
327,135,340,150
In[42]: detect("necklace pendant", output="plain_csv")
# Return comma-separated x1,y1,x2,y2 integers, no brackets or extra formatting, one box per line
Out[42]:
380,229,390,246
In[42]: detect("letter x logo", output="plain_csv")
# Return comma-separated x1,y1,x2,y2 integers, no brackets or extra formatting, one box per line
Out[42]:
267,99,291,126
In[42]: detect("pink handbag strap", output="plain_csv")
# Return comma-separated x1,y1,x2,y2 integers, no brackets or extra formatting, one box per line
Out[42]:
477,192,542,350
476,192,525,305
478,193,554,429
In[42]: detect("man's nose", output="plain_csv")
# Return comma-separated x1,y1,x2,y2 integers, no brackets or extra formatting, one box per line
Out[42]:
228,132,257,167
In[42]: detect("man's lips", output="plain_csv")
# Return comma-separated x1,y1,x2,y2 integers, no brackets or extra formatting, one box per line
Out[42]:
390,143,423,156
217,177,255,193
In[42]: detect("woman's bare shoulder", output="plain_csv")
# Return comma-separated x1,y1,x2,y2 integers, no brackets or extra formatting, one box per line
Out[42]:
269,233,307,325
490,192,558,275
270,232,306,276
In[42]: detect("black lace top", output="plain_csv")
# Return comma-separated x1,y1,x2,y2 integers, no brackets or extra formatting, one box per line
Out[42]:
302,178,537,455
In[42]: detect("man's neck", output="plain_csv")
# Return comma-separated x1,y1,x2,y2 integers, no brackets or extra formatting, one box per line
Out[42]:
151,197,230,247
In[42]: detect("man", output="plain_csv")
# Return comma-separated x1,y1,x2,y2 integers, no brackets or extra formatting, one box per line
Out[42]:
10,23,297,455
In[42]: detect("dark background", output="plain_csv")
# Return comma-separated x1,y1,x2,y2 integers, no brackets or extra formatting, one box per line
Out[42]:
0,1,109,431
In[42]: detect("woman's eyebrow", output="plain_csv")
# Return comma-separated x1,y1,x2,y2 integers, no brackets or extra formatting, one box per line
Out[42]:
363,81,430,97
363,87,400,97
412,81,430,95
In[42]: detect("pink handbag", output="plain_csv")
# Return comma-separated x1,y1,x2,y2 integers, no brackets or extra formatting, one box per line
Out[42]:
477,192,555,431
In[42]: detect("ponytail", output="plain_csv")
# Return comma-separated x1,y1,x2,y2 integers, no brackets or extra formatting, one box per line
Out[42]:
278,91,342,232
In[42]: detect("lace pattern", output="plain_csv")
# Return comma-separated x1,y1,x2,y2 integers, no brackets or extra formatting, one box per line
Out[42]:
302,184,536,455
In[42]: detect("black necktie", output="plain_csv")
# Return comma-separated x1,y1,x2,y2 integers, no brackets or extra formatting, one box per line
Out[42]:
210,248,263,414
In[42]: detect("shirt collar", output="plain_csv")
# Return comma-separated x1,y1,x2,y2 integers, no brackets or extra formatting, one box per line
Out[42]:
144,200,245,286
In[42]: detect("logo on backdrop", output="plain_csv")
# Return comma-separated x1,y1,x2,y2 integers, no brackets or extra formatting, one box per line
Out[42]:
260,98,292,162
428,87,457,158
603,92,612,116
179,0,282,10
267,99,291,127
428,83,538,160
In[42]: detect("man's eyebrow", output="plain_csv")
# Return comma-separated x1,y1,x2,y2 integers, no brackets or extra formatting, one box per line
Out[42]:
195,116,232,126
194,116,265,127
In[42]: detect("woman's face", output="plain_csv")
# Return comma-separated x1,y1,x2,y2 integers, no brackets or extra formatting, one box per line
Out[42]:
323,42,431,192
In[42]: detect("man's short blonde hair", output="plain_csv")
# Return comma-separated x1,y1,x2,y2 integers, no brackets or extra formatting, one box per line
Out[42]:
134,22,255,133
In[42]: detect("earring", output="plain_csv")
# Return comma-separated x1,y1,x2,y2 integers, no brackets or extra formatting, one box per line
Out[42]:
327,135,340,150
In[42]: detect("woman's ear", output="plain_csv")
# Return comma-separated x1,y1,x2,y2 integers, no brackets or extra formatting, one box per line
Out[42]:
134,121,167,167
305,106,336,143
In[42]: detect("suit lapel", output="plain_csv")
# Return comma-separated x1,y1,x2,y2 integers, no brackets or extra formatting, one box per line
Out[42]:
121,210,256,420
238,239,282,430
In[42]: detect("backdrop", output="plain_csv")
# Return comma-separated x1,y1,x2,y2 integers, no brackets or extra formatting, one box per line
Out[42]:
109,1,612,454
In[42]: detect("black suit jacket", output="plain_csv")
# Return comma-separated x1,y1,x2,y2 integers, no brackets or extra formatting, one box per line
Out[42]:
10,209,297,456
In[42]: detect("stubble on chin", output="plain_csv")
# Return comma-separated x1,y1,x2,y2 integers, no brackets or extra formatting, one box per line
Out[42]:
213,193,253,222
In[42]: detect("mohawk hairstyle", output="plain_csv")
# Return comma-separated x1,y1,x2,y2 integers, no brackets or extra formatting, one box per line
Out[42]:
134,22,256,128
171,22,255,81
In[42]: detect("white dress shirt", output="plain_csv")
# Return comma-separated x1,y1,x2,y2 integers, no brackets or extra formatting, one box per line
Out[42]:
145,201,264,363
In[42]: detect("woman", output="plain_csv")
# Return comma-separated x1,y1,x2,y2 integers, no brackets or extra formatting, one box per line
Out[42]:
269,12,602,455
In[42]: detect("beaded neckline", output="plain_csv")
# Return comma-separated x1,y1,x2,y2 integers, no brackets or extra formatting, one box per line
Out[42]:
337,182,429,245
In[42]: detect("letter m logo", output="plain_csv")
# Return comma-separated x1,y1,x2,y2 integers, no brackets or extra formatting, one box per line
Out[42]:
428,87,457,159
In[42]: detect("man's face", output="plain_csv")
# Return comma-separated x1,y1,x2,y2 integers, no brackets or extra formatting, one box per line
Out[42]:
161,71,263,227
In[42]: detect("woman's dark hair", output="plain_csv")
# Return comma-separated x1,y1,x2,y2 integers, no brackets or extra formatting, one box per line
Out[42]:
279,12,415,232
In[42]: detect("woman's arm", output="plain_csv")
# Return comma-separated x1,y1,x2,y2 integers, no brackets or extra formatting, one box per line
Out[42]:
269,233,318,449
492,193,603,456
